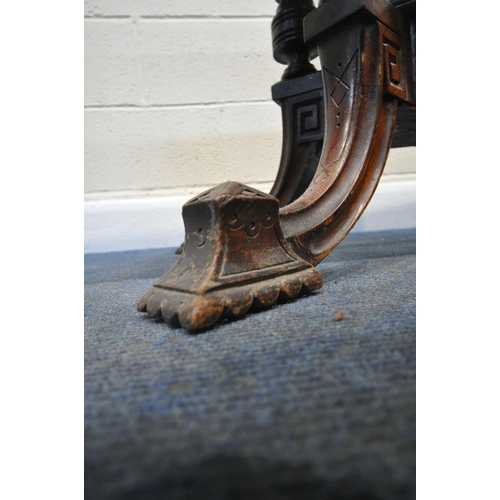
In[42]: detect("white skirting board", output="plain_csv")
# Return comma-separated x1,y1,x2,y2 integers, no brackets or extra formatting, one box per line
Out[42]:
84,179,416,254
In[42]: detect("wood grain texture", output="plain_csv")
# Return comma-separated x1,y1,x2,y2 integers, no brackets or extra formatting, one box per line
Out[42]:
138,0,416,330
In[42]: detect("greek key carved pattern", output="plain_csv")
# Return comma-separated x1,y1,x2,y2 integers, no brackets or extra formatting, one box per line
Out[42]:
379,23,407,101
295,97,323,144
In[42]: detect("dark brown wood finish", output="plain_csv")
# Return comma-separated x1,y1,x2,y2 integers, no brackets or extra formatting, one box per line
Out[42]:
280,0,414,265
271,0,318,80
270,0,415,206
138,182,322,330
269,71,325,206
138,0,416,330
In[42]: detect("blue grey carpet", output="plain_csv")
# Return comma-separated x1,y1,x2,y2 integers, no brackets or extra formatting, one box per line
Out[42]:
85,228,416,500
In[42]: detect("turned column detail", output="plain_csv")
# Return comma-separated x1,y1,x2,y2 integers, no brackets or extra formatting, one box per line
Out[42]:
137,0,416,330
272,0,318,80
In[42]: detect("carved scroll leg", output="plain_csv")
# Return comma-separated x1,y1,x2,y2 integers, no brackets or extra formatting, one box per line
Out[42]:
279,0,416,266
138,182,321,330
137,0,415,331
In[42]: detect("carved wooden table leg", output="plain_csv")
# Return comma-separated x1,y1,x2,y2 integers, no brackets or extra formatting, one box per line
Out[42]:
137,182,321,330
280,0,415,265
138,0,415,330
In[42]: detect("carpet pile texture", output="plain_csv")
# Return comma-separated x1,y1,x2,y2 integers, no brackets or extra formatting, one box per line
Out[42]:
85,228,416,500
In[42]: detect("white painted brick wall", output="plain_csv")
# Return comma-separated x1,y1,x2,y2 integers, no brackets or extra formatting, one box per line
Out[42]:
84,1,414,198
84,1,276,18
85,20,142,105
84,2,415,253
85,102,282,193
84,2,293,196
137,19,284,105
